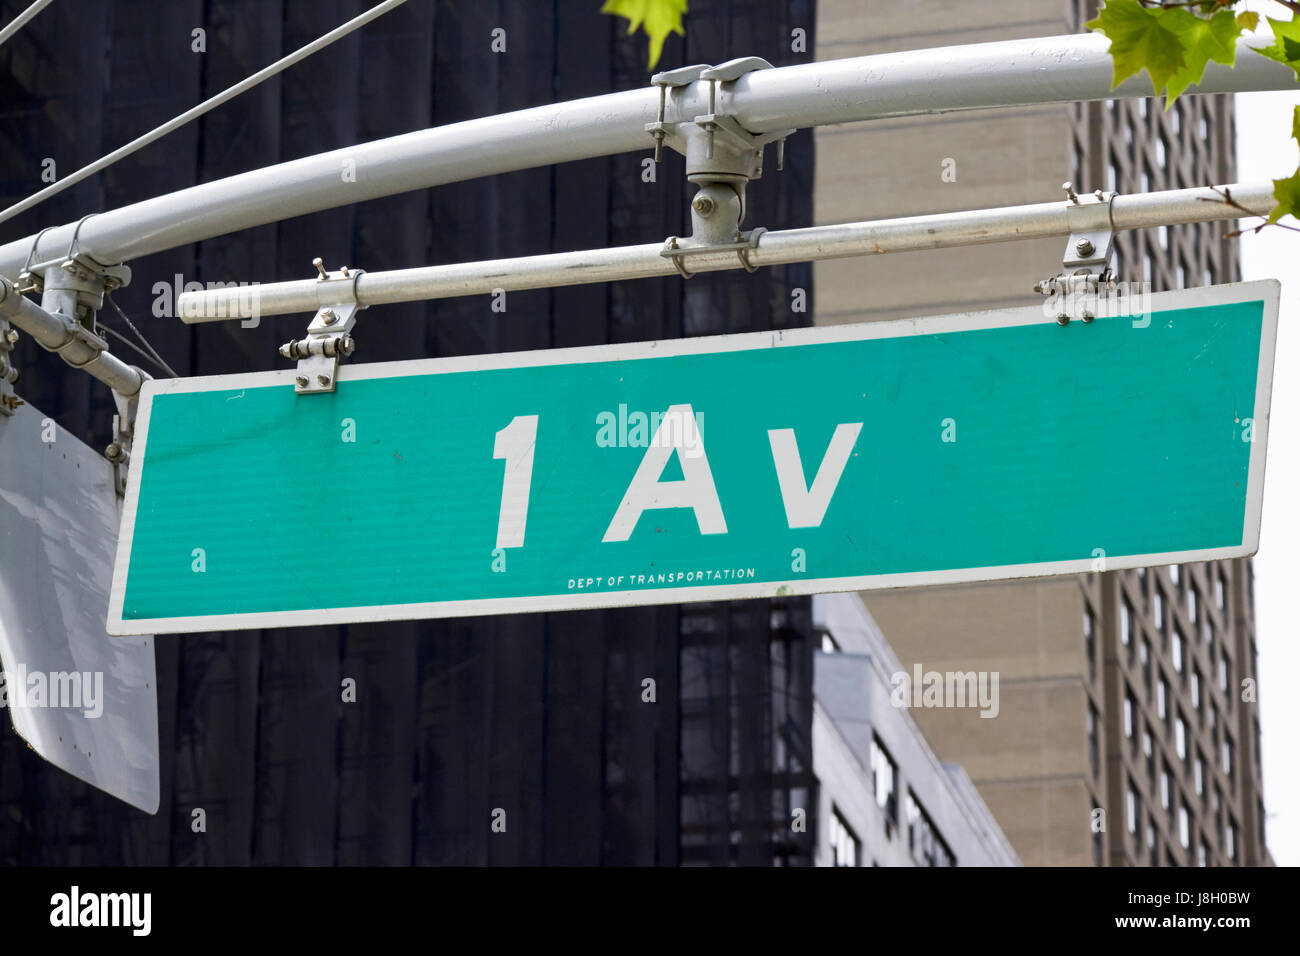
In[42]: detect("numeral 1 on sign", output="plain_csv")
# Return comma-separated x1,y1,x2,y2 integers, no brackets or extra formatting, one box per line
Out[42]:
493,415,539,548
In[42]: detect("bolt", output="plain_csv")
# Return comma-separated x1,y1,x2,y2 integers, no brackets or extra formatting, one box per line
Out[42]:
322,309,338,325
1075,238,1095,257
313,257,327,279
296,375,309,388
317,374,331,387
1056,314,1070,326
692,195,715,217
1082,311,1094,323
105,442,122,461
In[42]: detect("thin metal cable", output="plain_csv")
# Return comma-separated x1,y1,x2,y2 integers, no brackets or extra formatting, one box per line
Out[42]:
0,0,408,227
0,0,54,48
97,322,176,378
104,294,178,378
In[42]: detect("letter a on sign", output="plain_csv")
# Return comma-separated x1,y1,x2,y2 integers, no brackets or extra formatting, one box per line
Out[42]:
603,404,725,542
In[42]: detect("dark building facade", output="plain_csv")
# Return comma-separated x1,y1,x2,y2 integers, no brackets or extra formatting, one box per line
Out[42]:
0,0,818,865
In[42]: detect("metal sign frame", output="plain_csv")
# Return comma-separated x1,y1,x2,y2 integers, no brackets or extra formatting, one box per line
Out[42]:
107,280,1278,636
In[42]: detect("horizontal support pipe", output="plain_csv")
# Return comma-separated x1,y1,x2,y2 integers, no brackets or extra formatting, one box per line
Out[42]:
178,182,1276,321
3,33,1295,278
0,277,145,396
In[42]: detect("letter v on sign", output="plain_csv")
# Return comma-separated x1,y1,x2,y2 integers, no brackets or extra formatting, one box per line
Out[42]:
767,423,863,528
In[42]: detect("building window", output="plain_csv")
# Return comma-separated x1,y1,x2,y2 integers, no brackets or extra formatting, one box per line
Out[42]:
1194,754,1204,798
1144,726,1154,782
1216,572,1226,612
1197,838,1209,867
1093,804,1105,866
1223,737,1234,782
1176,715,1187,762
906,791,956,867
1127,779,1140,835
1155,592,1165,633
1148,816,1159,866
1219,653,1230,696
1161,765,1172,811
1140,639,1151,690
1170,564,1180,587
1124,691,1136,742
1179,804,1191,849
1190,667,1201,716
1157,676,1169,724
1189,587,1199,633
1172,626,1185,676
871,736,898,833
1226,817,1237,863
1088,704,1100,779
1084,608,1096,682
1121,598,1134,657
828,806,860,867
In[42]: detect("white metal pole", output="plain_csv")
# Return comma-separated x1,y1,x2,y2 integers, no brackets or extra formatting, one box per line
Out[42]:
0,277,145,396
1,33,1293,277
178,182,1275,321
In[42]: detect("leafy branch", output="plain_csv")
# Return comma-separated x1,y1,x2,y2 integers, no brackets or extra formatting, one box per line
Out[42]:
1087,0,1300,228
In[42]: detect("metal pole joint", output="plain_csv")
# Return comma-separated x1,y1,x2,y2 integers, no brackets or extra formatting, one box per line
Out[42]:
278,258,364,394
649,58,791,281
1035,181,1120,323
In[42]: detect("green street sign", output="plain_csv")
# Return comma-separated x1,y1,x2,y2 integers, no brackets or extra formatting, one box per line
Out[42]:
108,281,1277,635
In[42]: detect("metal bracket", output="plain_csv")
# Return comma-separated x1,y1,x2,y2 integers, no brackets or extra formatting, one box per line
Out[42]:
21,216,132,319
661,227,767,279
278,258,363,394
104,390,140,496
1034,182,1118,323
0,320,20,417
647,57,794,183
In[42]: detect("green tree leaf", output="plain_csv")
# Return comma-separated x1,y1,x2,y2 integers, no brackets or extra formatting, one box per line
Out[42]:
1164,8,1241,103
1257,16,1300,81
1086,1,1243,107
1236,11,1259,33
1086,0,1188,94
1268,106,1300,224
602,0,688,70
1268,169,1300,224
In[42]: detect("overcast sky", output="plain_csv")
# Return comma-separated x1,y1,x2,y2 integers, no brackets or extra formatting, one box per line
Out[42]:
1236,0,1297,867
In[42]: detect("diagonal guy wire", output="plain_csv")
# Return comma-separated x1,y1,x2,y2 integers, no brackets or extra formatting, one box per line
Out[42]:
0,0,54,49
0,0,408,228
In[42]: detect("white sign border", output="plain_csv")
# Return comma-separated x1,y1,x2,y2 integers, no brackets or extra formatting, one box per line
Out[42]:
107,280,1280,635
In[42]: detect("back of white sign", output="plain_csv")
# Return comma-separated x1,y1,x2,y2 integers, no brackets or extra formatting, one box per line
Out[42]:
0,400,158,813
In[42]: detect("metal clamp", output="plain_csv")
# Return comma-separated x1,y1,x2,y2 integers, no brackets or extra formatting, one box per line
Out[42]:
20,216,131,304
279,258,364,394
0,320,20,417
646,57,794,183
660,227,767,279
52,322,112,368
1034,182,1118,323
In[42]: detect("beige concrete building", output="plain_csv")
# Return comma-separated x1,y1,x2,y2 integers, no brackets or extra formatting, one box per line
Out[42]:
813,0,1271,866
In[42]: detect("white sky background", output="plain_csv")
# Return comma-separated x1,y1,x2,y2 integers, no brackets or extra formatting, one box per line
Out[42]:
1236,0,1298,867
